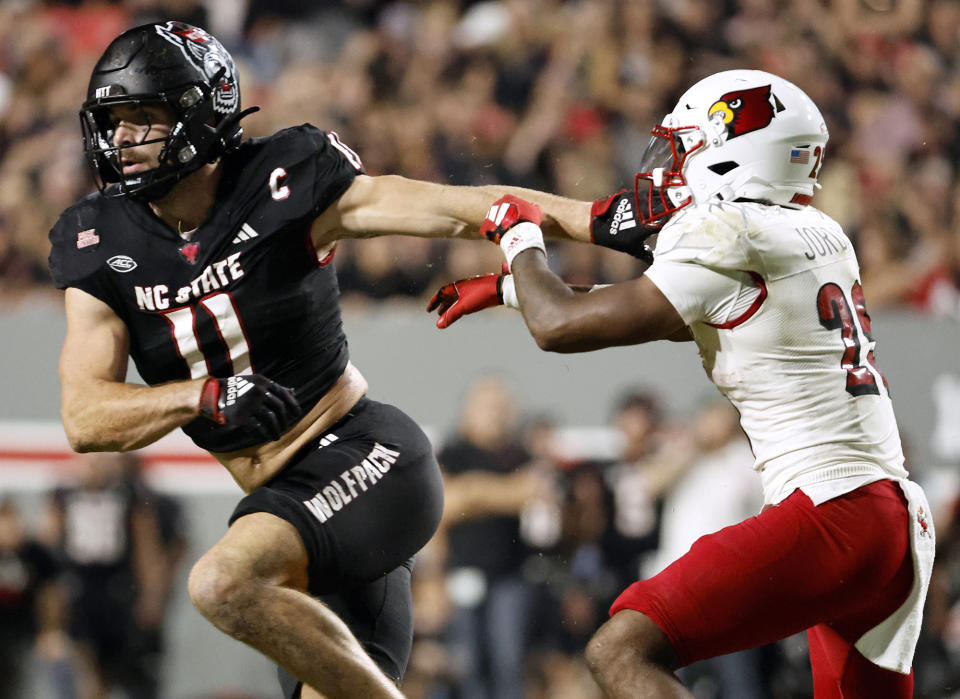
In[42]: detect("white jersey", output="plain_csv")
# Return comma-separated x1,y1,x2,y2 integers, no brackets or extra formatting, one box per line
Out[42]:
645,201,907,505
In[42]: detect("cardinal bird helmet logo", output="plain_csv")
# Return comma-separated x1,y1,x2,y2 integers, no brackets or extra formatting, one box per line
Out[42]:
707,85,777,140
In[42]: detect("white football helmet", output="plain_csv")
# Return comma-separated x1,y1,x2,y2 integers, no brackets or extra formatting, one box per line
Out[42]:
634,69,829,226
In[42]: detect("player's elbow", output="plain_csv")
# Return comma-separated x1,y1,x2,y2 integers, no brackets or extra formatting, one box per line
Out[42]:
64,426,96,453
61,409,117,453
526,314,581,353
62,417,100,453
531,328,564,352
65,430,127,453
533,331,579,353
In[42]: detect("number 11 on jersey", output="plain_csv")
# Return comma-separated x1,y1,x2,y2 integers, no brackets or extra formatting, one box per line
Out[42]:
161,291,252,378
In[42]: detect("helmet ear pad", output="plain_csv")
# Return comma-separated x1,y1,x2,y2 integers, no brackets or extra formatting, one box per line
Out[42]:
162,84,224,167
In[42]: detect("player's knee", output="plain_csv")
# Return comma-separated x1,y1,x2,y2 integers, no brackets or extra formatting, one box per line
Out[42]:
585,609,677,678
187,553,253,629
585,613,628,677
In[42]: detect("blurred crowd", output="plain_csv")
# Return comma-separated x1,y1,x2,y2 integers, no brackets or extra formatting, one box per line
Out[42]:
0,0,957,318
4,377,959,698
1,451,187,699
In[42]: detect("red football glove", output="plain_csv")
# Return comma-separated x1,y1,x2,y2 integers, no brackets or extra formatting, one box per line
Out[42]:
427,265,510,329
480,194,543,244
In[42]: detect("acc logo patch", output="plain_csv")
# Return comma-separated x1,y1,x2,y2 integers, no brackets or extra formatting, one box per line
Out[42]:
107,255,138,273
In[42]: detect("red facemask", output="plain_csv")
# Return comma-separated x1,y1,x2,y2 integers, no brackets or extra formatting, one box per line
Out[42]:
633,124,704,226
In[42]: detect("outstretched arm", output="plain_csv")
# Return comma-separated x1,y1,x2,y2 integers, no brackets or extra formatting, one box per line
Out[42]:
509,249,689,352
489,195,685,351
427,194,690,343
310,174,593,248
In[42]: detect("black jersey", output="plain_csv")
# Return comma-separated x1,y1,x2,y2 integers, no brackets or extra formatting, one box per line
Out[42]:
49,125,365,452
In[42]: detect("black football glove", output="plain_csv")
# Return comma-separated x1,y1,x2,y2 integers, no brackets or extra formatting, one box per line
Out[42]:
590,189,655,264
199,374,301,442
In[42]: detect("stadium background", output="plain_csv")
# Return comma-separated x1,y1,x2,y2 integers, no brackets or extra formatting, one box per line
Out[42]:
0,0,958,698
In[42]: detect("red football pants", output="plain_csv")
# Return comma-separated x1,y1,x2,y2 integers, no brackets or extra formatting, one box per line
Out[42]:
610,479,914,698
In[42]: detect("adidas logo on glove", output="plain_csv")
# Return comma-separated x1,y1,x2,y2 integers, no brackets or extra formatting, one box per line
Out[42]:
224,375,255,407
608,197,637,237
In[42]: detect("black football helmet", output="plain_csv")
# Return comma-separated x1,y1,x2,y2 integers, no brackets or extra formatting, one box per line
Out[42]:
80,21,258,201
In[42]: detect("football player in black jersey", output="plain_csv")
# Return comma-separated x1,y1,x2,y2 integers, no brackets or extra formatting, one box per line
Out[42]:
47,20,647,699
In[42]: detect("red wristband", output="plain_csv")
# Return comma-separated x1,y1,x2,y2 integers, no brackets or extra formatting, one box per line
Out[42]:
199,377,225,424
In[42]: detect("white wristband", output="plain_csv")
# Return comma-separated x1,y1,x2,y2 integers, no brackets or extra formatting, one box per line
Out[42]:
499,221,545,271
500,274,519,309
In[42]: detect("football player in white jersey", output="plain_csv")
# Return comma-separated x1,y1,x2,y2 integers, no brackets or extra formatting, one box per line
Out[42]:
429,70,935,698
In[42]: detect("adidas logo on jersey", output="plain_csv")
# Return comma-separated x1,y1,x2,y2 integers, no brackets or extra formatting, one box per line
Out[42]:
318,433,339,449
608,198,637,237
232,223,259,244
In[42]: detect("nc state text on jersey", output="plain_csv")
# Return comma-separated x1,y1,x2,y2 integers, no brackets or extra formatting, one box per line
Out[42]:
134,252,244,311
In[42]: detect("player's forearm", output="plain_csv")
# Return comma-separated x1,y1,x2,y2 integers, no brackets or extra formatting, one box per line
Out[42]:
330,175,487,241
474,184,592,242
61,377,205,452
509,242,686,351
330,175,591,243
511,251,608,353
